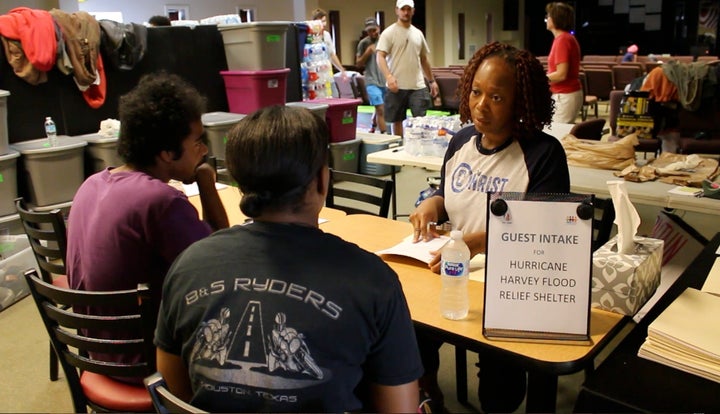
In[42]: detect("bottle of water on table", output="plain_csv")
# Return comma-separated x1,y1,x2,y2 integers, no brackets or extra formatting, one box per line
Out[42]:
440,230,470,320
44,116,58,147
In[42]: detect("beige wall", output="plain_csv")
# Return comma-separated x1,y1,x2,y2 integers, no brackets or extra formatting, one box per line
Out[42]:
0,0,58,14
1,0,524,67
312,0,524,67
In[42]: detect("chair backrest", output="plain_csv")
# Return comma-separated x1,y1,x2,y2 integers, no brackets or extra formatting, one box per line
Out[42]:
15,197,67,284
570,119,606,140
24,269,156,413
612,65,644,91
435,74,461,113
592,197,616,252
584,68,615,100
144,372,208,414
334,71,360,99
325,169,393,218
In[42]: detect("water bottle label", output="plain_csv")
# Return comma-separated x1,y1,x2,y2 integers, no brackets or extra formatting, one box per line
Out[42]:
46,124,56,134
442,261,466,276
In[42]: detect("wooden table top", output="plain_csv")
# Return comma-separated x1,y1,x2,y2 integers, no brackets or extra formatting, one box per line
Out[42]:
187,185,347,226
321,214,627,373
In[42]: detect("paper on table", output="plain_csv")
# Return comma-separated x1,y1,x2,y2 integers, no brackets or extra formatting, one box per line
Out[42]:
376,234,450,264
668,186,703,197
638,288,720,383
182,182,228,196
701,257,720,297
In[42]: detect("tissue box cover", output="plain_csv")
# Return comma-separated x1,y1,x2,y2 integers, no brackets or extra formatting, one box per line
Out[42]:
591,235,664,316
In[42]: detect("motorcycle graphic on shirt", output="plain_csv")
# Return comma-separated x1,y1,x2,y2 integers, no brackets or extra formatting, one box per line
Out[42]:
267,312,323,380
190,300,329,390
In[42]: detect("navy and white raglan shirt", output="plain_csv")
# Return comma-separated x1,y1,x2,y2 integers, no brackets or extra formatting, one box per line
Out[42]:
436,124,571,234
155,222,423,412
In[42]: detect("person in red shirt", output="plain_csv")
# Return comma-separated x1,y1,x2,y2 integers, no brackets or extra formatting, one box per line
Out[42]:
546,2,582,124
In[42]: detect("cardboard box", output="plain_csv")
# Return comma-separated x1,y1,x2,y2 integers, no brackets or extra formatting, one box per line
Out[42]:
617,114,655,140
591,235,664,316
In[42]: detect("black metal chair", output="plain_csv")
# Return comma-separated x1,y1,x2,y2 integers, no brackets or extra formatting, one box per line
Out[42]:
144,372,208,414
25,269,156,413
326,169,394,218
14,197,69,381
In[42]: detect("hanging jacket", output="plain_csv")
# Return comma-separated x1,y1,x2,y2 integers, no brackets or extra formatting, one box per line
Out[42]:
0,7,57,84
49,9,101,87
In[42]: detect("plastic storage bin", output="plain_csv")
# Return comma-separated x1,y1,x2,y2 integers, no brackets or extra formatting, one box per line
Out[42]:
0,90,9,155
285,101,328,120
310,98,362,143
357,133,402,176
11,137,87,207
75,133,122,174
0,150,19,216
218,22,290,70
201,112,246,163
330,138,361,173
0,214,22,237
0,234,36,311
221,69,290,115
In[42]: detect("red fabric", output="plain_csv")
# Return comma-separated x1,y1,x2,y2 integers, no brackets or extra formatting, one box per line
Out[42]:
640,66,678,102
0,7,56,71
548,31,582,94
80,371,152,412
83,54,106,109
52,275,69,289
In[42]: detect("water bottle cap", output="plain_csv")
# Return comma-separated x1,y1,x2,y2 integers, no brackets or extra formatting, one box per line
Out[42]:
450,230,463,239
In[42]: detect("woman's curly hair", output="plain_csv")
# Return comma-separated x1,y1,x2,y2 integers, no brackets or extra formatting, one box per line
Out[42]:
457,42,554,139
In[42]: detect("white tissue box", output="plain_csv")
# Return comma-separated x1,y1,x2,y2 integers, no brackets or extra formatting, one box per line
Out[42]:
591,236,664,316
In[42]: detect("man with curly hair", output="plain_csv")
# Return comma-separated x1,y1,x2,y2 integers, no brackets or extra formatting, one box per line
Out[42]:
409,42,570,412
66,72,228,380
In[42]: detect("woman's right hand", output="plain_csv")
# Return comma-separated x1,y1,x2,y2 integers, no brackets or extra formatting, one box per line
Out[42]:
409,196,444,242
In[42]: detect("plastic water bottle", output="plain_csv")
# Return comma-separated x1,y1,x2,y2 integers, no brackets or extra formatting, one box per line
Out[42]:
440,230,470,320
44,116,58,147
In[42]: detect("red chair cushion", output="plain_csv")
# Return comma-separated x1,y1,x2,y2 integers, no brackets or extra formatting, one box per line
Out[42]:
52,275,68,289
80,371,152,412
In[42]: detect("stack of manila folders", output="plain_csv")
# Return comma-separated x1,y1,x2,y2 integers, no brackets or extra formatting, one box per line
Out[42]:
638,258,720,383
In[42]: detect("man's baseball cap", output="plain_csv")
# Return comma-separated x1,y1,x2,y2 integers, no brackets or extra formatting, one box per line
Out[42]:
397,0,415,9
364,17,379,30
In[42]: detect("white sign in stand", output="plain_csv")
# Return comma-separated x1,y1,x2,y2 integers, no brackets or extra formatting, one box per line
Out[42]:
483,193,594,343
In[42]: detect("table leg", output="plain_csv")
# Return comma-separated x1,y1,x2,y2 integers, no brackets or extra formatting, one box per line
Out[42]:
455,346,468,404
390,167,398,220
526,371,557,412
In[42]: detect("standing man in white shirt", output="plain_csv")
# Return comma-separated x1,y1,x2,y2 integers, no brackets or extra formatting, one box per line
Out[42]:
376,0,439,137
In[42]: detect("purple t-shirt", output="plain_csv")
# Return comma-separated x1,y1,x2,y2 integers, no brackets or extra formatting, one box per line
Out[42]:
67,169,211,299
66,168,212,379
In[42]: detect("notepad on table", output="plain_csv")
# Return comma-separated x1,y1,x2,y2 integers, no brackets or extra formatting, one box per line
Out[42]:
667,186,703,197
638,287,720,383
701,257,720,297
376,234,450,264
